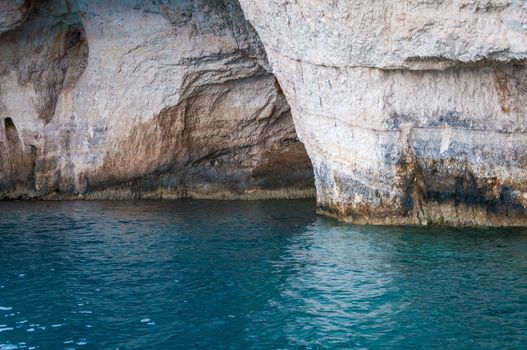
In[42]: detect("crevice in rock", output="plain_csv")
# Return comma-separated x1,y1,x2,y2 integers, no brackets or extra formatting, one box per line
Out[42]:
37,20,88,124
4,117,19,145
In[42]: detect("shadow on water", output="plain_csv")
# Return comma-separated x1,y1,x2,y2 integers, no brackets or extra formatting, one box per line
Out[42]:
0,200,526,349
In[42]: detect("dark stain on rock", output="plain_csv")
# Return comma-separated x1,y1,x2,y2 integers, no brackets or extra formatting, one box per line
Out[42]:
0,118,38,196
17,0,34,24
430,111,471,128
412,157,527,221
386,112,412,129
322,146,526,226
4,118,19,145
395,149,426,219
388,111,471,130
327,173,401,223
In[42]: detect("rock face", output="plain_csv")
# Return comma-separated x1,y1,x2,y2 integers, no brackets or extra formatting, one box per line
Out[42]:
0,0,31,34
2,0,526,227
0,0,314,200
239,0,527,226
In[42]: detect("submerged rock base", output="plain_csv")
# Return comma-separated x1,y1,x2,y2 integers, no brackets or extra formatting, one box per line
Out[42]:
309,65,527,227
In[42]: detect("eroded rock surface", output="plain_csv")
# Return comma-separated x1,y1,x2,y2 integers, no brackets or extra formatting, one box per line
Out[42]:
240,0,527,226
2,0,526,226
0,0,31,34
0,0,314,199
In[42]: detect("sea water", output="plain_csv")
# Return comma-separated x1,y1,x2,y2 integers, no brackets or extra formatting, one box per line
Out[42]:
0,200,526,349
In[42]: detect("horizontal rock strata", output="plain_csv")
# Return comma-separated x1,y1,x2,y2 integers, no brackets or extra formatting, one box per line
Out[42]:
239,0,527,226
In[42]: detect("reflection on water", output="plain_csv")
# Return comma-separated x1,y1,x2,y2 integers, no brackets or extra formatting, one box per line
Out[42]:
0,200,526,349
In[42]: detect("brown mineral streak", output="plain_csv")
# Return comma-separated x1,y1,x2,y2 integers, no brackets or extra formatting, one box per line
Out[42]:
494,69,512,113
76,74,315,200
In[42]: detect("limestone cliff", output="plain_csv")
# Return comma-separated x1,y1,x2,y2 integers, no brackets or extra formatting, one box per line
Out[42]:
2,0,527,227
239,0,527,226
0,0,314,200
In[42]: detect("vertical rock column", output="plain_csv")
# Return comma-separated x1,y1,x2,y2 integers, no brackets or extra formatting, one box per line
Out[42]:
239,0,527,226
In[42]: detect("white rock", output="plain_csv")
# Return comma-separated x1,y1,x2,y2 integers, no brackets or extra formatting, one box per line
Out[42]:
239,0,527,226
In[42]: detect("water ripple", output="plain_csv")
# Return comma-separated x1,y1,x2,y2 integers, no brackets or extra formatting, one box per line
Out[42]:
0,200,526,349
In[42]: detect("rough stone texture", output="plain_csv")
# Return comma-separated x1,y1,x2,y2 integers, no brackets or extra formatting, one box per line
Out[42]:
0,0,314,200
240,0,527,70
240,0,527,226
0,0,31,34
3,0,527,227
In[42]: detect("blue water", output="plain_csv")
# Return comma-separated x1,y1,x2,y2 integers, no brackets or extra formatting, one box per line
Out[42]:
0,200,526,349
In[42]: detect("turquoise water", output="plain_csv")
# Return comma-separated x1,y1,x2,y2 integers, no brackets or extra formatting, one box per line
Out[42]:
0,200,526,350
